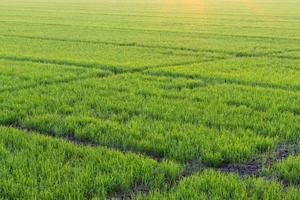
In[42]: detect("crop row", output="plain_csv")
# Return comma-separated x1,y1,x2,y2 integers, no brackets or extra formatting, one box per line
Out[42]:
147,170,300,199
1,21,298,51
266,148,300,185
0,60,111,91
1,3,299,73
2,71,300,166
147,57,300,91
0,36,225,72
1,0,299,41
0,126,181,199
2,126,299,199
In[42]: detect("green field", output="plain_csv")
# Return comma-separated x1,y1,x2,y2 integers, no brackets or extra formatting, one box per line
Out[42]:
0,0,300,199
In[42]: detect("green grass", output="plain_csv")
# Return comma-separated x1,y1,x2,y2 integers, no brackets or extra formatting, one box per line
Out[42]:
0,126,182,199
0,74,279,166
0,0,300,198
266,144,300,185
147,170,300,200
0,60,110,91
0,36,221,72
147,57,300,90
271,156,300,184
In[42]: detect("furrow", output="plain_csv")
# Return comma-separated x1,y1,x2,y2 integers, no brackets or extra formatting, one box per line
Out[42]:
1,33,298,58
0,73,113,94
145,71,300,93
0,33,201,53
4,123,164,163
0,55,128,73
